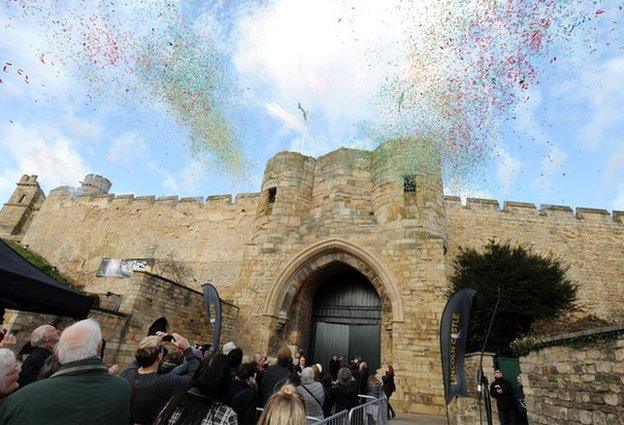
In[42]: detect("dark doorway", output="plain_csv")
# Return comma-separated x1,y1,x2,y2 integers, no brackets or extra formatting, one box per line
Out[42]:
147,317,168,336
309,270,381,373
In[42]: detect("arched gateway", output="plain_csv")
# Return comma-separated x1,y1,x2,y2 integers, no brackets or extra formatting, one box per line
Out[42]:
263,239,404,368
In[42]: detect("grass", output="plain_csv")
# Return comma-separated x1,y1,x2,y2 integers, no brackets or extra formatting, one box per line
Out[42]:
3,239,75,288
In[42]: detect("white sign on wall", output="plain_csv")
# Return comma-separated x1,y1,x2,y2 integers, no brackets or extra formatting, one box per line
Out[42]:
96,258,154,278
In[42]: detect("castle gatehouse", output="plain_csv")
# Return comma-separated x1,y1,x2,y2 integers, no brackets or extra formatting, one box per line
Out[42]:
1,141,623,415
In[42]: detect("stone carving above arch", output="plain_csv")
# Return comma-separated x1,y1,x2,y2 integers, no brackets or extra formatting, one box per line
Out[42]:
264,238,405,323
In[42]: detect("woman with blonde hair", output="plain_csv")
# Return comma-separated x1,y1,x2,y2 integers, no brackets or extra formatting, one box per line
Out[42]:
258,384,306,425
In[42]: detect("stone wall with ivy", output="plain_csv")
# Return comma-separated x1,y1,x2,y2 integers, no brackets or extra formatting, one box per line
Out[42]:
519,325,624,425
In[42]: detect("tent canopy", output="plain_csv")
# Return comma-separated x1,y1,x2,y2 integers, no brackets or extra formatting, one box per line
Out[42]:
0,240,93,319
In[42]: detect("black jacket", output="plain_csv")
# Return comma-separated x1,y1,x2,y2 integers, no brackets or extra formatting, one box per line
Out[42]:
230,379,258,425
120,347,200,425
357,368,369,395
490,378,516,411
328,359,340,380
18,347,52,388
382,372,395,397
329,382,358,413
261,364,292,405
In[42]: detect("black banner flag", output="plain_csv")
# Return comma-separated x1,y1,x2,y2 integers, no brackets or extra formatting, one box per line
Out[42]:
440,288,477,405
202,283,222,350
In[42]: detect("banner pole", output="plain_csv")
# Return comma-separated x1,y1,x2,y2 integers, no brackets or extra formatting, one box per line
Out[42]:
477,286,500,425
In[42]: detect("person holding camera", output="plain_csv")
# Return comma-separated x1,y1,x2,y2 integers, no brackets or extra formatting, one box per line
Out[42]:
121,332,200,425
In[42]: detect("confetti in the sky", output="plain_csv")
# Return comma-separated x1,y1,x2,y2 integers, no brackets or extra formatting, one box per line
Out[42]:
3,0,621,180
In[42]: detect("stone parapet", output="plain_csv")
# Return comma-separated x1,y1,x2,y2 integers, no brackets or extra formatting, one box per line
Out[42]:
520,325,624,425
445,195,624,225
46,190,260,209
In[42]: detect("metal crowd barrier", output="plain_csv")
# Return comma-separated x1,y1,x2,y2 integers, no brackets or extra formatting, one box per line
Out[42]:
313,409,349,425
347,395,388,425
255,407,324,424
256,394,387,425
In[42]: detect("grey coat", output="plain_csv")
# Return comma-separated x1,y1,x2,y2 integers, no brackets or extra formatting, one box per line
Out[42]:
297,381,325,420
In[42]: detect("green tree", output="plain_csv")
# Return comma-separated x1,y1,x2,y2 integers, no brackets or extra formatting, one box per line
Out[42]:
449,240,577,356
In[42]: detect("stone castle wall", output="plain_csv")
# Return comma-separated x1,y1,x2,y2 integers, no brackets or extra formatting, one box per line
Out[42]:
2,141,624,416
445,197,624,321
19,190,260,301
520,326,624,424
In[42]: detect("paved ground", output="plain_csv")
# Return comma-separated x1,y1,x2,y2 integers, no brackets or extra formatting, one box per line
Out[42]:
391,413,447,424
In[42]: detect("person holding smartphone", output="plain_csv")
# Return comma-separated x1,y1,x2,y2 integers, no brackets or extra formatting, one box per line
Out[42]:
120,332,200,425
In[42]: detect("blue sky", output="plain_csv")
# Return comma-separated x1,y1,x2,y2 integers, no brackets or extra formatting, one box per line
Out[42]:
0,1,623,211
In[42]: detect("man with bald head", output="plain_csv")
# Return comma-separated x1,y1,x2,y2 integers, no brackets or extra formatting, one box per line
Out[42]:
0,319,130,425
18,323,59,387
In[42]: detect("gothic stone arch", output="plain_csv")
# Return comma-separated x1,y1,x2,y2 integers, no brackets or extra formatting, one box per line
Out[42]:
263,239,405,358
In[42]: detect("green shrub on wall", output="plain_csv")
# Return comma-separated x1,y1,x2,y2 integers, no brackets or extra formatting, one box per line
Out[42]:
4,239,76,288
449,239,578,356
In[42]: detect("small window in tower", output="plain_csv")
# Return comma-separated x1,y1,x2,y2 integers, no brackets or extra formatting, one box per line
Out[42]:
403,175,416,193
268,187,277,204
18,194,26,203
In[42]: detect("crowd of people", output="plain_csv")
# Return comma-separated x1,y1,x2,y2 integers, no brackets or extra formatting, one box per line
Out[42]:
0,319,394,425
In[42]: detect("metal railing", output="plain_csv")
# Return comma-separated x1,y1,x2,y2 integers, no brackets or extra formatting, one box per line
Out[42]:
348,395,388,425
314,409,349,425
256,394,387,425
256,407,325,424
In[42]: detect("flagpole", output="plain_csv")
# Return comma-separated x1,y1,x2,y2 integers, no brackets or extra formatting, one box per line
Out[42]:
477,286,500,425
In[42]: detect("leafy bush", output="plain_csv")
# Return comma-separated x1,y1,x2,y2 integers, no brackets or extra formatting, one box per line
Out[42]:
449,240,577,356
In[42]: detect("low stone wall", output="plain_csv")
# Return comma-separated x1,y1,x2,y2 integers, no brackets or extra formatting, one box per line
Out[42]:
520,325,624,425
1,308,130,365
451,352,498,425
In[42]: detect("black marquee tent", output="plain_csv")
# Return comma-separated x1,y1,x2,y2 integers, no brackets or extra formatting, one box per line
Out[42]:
0,239,93,319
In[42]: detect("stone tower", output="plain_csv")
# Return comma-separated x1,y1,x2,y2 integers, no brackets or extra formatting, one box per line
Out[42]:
79,174,111,195
0,174,46,241
371,138,447,246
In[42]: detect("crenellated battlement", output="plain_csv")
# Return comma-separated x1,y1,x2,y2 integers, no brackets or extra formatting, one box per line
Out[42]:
48,188,261,210
444,195,624,225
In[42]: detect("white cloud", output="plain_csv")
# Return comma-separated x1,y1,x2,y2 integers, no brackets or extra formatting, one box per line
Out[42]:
233,0,414,132
445,178,491,203
148,162,207,195
64,115,102,140
0,122,90,200
580,56,624,148
605,141,624,184
265,102,306,133
495,147,522,194
106,131,147,163
515,88,548,145
0,10,76,101
532,146,567,195
614,183,624,210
